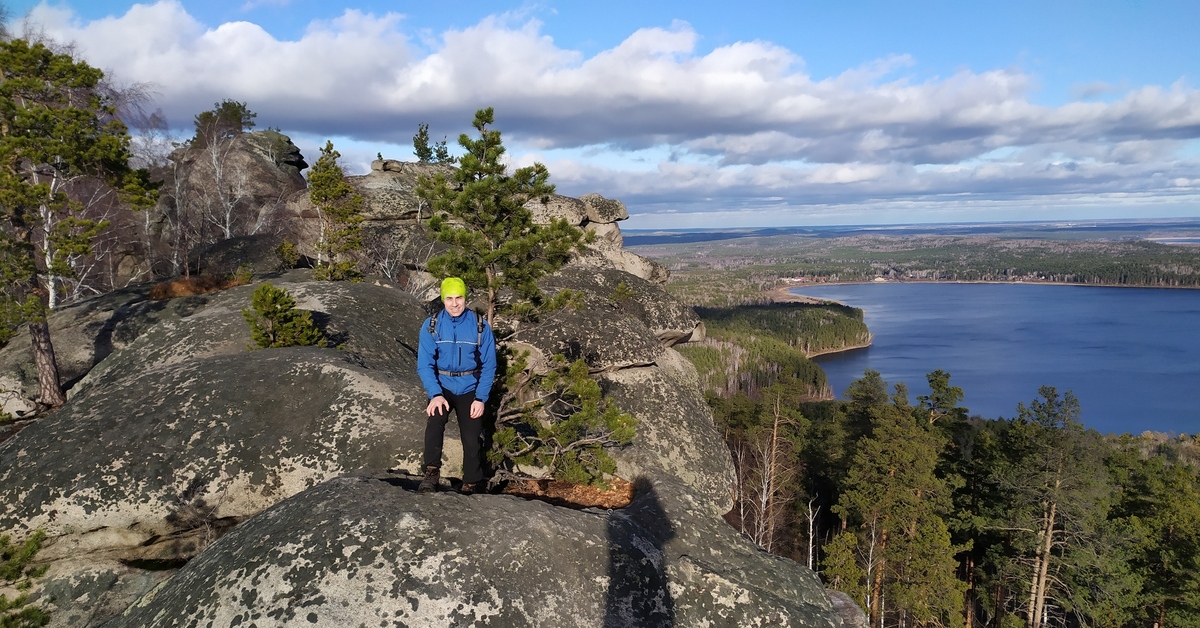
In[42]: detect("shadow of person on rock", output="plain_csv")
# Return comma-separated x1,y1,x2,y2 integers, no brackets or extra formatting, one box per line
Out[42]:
605,477,676,627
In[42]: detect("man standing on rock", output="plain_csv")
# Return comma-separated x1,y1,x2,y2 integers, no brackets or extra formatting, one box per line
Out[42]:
416,277,497,494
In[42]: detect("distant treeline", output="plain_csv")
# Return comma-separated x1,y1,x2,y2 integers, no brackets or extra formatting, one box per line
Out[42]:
677,302,870,403
698,366,1200,628
642,236,1200,306
799,239,1200,287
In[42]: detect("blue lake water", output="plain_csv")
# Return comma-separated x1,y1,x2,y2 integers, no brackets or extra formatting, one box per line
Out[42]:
791,283,1200,435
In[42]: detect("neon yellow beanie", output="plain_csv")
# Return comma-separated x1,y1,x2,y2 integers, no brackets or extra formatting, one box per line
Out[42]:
440,277,467,300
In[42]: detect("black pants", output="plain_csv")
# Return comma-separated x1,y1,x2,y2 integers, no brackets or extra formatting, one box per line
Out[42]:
423,389,485,483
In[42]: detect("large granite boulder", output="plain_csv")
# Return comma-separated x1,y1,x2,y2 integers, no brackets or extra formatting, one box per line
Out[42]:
0,286,151,418
827,591,869,628
1,348,426,538
106,473,842,628
192,233,290,277
601,350,734,514
161,131,307,217
242,130,308,177
344,159,455,222
1,269,738,625
504,283,731,514
0,237,835,625
523,193,668,284
507,306,664,374
4,273,432,531
541,264,704,346
0,275,435,625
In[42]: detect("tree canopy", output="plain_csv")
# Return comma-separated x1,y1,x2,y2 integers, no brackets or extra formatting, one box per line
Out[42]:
191,99,256,148
415,107,587,322
0,38,154,406
307,140,364,281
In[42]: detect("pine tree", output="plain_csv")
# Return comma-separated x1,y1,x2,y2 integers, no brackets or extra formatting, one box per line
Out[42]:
415,107,588,322
832,376,965,628
241,282,325,349
191,99,255,148
990,387,1110,628
490,354,636,487
412,123,433,163
413,122,456,165
0,38,154,407
1108,449,1200,627
307,141,363,281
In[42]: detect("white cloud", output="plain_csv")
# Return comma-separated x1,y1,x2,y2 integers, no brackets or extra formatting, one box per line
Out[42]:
24,0,1200,225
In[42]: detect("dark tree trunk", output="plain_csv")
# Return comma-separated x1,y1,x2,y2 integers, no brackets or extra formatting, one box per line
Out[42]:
29,318,66,408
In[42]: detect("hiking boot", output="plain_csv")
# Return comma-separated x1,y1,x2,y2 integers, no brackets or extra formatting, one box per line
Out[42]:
459,481,482,495
418,466,440,493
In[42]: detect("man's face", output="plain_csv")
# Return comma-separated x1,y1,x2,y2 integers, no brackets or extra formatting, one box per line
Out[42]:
443,294,466,317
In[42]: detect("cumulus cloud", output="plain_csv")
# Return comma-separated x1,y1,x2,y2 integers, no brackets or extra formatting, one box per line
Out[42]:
24,0,1200,224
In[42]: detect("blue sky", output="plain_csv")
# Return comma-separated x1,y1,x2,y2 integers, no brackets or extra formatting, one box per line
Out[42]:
6,0,1199,228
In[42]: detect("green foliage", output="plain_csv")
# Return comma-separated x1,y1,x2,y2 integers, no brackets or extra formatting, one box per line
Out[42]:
821,531,868,607
0,38,155,405
830,379,965,627
416,108,588,321
413,122,456,165
192,99,255,147
274,240,300,269
307,141,364,281
1102,441,1200,627
231,264,253,285
0,298,23,348
695,302,870,356
432,138,454,165
610,281,635,304
1,530,50,628
241,282,326,349
695,353,1200,627
413,122,434,163
490,353,637,487
678,302,867,402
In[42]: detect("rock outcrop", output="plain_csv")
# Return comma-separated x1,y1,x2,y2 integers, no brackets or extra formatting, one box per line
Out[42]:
339,161,669,285
0,146,847,627
540,264,704,346
349,159,455,221
525,193,669,284
108,474,838,628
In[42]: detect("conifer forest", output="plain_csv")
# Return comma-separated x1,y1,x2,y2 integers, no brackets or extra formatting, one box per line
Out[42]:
686,301,1200,628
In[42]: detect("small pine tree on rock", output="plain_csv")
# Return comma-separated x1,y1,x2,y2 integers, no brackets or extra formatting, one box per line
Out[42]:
307,141,364,281
491,354,637,487
414,122,456,164
242,282,326,349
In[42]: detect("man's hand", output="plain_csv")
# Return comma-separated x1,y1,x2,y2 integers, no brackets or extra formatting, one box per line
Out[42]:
470,400,485,419
426,395,449,417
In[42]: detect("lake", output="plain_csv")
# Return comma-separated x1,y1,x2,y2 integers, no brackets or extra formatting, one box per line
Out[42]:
791,283,1200,435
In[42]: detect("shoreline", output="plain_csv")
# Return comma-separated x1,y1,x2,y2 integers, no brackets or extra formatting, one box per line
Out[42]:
806,340,872,359
771,278,1200,300
762,278,1199,361
761,286,874,357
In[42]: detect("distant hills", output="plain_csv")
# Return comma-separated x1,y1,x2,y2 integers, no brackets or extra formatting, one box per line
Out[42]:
625,217,1200,246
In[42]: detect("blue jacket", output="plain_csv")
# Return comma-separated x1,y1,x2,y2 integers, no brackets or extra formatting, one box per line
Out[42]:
416,308,497,403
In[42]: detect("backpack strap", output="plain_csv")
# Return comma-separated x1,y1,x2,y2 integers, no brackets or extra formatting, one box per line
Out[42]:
429,310,485,346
